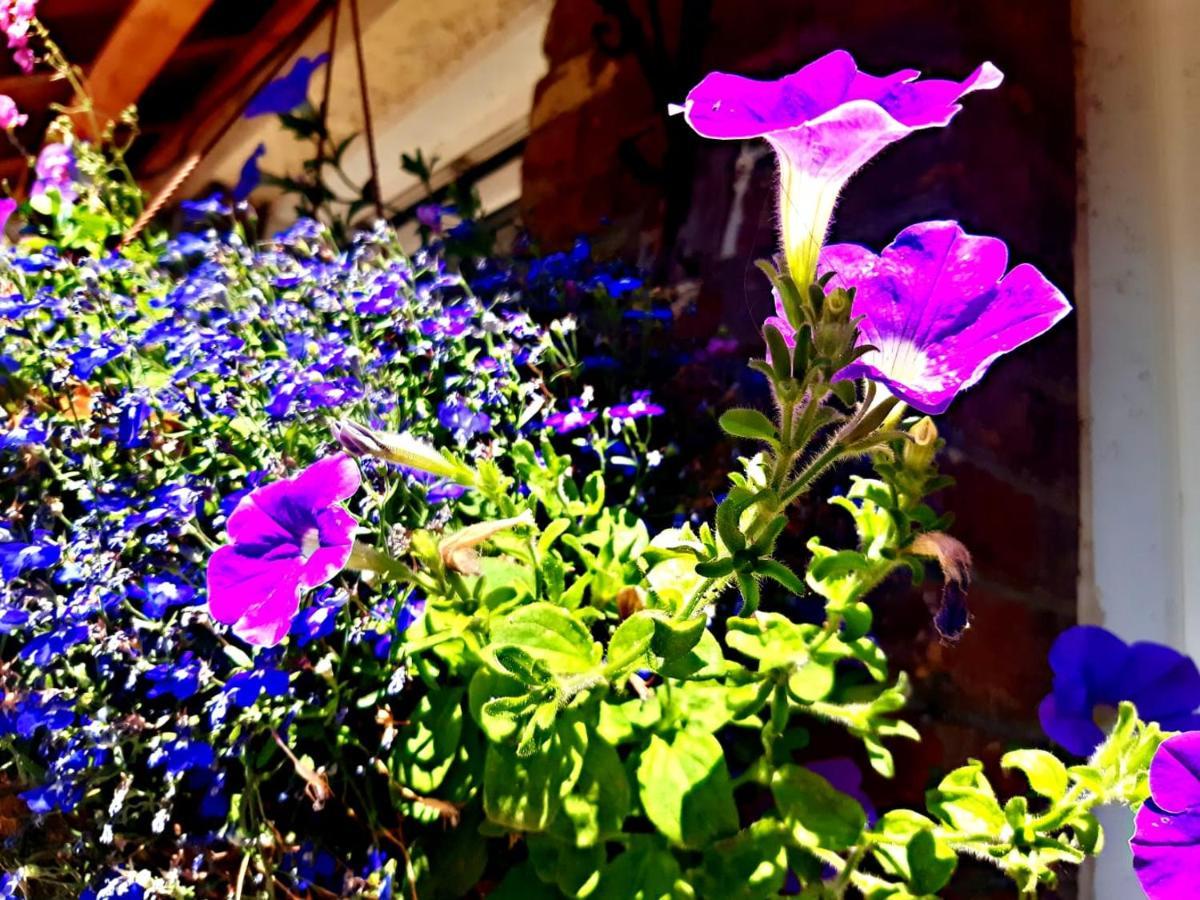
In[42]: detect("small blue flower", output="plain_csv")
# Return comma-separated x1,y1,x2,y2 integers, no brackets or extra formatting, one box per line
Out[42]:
0,540,60,580
149,736,216,775
144,653,202,701
224,666,289,708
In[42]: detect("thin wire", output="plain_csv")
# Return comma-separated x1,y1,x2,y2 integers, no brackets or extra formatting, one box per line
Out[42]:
315,0,341,175
347,0,383,220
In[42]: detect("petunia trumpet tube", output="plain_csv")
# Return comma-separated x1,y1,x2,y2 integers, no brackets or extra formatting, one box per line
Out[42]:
678,50,1002,286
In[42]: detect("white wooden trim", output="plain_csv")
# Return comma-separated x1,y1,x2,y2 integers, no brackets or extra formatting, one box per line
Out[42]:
1076,0,1200,896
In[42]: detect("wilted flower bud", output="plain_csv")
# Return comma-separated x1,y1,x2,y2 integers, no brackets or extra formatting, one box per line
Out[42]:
910,531,972,641
438,511,536,576
902,416,939,471
331,420,470,484
616,586,645,620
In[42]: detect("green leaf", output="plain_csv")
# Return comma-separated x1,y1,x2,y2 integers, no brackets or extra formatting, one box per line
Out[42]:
726,612,807,671
484,717,589,833
637,730,738,849
925,761,1006,835
554,735,631,847
655,628,725,680
607,614,656,678
754,558,805,595
763,324,793,379
491,646,556,687
735,572,761,616
392,687,463,793
906,828,957,894
592,835,692,900
786,659,835,703
1002,749,1069,801
527,835,604,897
491,603,601,674
487,862,562,900
771,764,867,851
692,820,789,899
648,613,706,660
719,408,778,444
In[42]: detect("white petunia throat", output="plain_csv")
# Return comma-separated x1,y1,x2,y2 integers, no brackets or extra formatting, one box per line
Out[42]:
864,336,949,394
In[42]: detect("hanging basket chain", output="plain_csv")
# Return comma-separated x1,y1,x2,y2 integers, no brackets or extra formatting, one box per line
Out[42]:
348,0,384,220
314,0,342,177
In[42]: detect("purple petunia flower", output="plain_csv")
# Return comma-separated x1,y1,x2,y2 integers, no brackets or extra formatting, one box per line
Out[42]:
608,390,665,421
206,454,361,646
244,54,330,118
1039,626,1200,757
679,51,1001,284
1131,732,1200,898
772,220,1069,414
0,196,15,234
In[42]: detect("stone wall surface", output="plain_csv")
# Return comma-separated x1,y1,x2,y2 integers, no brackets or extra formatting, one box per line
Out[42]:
522,2,1078,896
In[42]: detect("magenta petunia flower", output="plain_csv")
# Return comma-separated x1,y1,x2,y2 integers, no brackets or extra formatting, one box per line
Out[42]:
207,454,361,646
678,50,1002,285
1132,732,1200,898
771,220,1070,415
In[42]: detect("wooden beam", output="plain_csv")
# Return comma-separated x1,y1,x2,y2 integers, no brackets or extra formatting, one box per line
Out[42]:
137,0,330,182
80,0,217,133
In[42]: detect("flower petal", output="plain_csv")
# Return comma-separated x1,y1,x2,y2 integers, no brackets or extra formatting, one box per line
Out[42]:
291,453,362,509
1150,733,1200,814
1037,693,1105,758
827,221,1071,413
206,545,303,647
1132,802,1200,899
1123,643,1200,725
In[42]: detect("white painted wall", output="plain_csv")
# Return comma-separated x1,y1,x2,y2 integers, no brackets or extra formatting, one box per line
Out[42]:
1076,0,1200,896
183,0,553,220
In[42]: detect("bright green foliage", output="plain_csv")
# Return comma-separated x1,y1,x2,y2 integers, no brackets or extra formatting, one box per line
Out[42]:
369,260,1159,899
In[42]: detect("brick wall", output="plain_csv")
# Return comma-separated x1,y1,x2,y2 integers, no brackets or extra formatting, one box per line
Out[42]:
522,2,1078,895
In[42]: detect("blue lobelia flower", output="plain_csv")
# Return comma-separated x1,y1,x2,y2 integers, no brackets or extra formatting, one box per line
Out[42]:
1039,626,1200,756
148,736,216,775
224,666,289,708
0,539,61,580
244,54,330,118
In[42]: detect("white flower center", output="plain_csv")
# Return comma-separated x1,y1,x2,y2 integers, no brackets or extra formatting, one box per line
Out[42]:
300,527,321,560
866,337,947,393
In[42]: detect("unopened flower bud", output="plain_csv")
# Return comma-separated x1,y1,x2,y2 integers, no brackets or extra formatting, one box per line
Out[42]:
331,420,470,484
824,287,851,318
903,416,939,471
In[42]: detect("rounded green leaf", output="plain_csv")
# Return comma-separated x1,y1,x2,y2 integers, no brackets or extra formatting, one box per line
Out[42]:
637,730,738,849
771,764,866,851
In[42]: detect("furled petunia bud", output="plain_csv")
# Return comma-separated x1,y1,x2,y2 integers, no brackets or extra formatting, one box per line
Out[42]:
903,416,939,472
331,420,471,485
